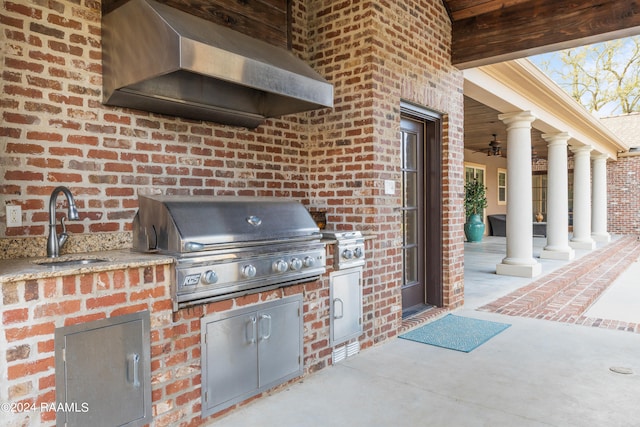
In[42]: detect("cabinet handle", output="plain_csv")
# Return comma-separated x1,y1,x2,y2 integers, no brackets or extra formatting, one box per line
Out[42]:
260,314,272,340
334,298,344,319
246,316,257,344
127,353,140,387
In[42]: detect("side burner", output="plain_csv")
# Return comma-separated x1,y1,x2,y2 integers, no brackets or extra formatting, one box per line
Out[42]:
322,230,365,270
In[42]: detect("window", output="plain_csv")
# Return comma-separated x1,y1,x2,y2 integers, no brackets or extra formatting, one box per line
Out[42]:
464,163,485,186
532,171,574,224
497,168,507,205
532,173,547,219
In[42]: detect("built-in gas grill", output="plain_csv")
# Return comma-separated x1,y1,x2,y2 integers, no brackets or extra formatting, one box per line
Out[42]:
132,195,326,310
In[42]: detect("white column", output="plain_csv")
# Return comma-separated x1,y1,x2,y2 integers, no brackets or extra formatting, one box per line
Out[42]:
569,145,596,250
496,111,541,278
540,133,575,260
591,153,611,242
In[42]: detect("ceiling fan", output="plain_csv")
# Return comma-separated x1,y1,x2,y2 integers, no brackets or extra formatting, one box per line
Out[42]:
487,134,502,156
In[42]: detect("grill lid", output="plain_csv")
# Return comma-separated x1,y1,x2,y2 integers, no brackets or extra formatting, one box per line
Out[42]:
133,195,320,253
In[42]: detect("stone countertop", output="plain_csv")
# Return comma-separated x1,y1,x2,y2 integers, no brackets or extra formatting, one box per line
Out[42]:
0,249,174,284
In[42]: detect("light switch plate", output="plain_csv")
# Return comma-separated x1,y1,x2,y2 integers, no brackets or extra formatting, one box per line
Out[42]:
384,180,395,195
6,205,22,227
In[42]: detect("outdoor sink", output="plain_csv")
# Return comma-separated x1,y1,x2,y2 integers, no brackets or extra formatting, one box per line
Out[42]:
34,258,109,268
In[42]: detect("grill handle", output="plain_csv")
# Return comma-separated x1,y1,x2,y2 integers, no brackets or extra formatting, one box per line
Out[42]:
182,234,322,252
185,241,206,251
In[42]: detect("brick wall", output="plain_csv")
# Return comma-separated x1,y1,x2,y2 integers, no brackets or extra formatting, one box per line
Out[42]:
303,0,465,319
1,259,351,426
1,264,173,426
1,0,465,423
1,0,464,307
608,154,640,234
0,0,315,240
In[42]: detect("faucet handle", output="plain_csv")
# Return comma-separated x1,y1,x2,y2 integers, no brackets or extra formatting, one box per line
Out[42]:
58,216,69,248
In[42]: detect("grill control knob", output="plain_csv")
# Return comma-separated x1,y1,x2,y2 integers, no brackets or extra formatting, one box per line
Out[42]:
241,264,257,278
203,270,218,285
303,256,315,268
273,259,288,273
342,249,354,260
289,258,303,271
353,247,364,258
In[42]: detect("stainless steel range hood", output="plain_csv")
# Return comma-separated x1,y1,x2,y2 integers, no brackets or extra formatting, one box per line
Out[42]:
102,0,333,128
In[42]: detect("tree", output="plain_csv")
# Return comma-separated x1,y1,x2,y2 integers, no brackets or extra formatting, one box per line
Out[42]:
532,36,640,116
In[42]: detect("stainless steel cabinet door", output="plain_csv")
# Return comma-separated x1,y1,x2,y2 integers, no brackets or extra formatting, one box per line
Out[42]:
203,311,259,411
55,311,151,427
257,299,303,388
330,268,363,345
201,295,303,417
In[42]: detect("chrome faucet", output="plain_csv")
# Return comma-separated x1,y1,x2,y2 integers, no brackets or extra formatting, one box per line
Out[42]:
47,186,79,257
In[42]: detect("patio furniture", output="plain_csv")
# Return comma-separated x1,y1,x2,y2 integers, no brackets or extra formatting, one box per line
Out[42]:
487,214,547,237
487,214,506,236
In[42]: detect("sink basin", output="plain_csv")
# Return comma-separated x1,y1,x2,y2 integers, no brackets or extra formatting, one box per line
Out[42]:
34,258,109,267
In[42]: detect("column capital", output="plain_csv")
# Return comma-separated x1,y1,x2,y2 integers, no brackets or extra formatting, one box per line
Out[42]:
569,144,592,155
498,111,536,130
542,132,571,145
592,152,610,161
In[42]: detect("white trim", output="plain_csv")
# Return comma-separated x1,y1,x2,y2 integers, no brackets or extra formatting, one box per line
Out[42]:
497,168,507,205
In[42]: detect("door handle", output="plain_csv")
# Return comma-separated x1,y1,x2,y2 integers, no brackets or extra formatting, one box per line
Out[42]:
259,314,272,340
246,315,257,344
127,353,140,387
333,298,344,319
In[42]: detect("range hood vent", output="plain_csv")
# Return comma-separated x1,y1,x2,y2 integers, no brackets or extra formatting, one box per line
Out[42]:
102,0,333,128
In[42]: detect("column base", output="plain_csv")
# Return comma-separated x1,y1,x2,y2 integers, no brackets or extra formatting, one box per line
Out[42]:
496,260,542,278
569,239,596,250
592,232,611,243
540,247,575,260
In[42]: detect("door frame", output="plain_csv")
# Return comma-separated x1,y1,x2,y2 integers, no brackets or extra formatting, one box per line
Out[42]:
400,101,443,309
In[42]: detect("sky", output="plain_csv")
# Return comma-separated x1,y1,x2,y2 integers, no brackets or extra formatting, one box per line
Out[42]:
528,36,639,118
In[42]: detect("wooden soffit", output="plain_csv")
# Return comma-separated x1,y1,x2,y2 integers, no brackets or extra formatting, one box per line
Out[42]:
446,0,640,69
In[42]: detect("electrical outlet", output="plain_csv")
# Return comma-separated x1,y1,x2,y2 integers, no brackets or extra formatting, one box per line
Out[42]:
6,205,22,227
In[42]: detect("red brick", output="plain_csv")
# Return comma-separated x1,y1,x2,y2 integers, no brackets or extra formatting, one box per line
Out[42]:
3,308,29,324
34,300,81,318
166,378,190,396
38,374,56,391
85,293,127,309
64,312,106,326
176,388,200,406
62,275,77,295
5,322,56,342
110,304,149,317
7,356,55,380
4,170,44,181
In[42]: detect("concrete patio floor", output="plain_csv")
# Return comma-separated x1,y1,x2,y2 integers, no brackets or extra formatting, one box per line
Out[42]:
209,236,640,427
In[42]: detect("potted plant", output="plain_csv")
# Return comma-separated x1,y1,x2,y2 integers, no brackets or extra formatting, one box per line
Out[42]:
464,179,488,242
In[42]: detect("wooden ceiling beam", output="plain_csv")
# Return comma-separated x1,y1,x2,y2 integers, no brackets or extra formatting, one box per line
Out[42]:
451,0,640,69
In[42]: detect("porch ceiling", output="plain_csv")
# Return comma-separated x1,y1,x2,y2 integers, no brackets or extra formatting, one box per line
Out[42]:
463,60,629,161
444,0,640,69
464,97,547,160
